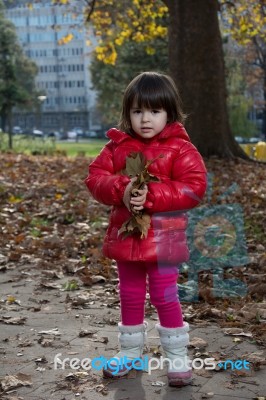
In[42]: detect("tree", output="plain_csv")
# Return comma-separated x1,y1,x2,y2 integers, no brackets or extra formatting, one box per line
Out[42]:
34,0,264,158
161,0,247,158
221,0,266,138
86,0,248,158
225,52,257,137
83,0,247,157
0,0,39,149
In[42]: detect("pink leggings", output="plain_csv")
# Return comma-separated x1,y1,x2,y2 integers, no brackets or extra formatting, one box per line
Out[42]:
117,261,184,328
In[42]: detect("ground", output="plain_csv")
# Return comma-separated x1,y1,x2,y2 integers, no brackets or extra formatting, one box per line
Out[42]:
0,154,265,399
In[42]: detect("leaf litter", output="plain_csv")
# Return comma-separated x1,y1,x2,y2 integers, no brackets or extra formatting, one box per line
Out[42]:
0,154,265,396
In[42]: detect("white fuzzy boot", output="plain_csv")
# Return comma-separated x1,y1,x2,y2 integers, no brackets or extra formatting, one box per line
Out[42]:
156,322,192,386
103,321,148,378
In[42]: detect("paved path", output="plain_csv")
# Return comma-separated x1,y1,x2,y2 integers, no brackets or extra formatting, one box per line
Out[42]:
0,263,265,400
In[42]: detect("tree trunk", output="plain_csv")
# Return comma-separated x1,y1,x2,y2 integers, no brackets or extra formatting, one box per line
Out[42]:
0,110,6,132
7,107,13,150
262,73,266,139
164,0,248,158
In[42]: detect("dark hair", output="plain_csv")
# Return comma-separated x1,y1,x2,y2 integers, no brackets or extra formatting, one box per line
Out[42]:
118,71,186,133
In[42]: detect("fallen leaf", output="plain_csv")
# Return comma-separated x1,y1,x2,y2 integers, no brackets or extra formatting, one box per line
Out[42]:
92,275,106,284
241,351,266,369
38,328,61,336
79,329,98,338
40,281,62,289
223,328,253,337
0,316,27,325
188,337,208,349
151,381,166,386
0,373,32,392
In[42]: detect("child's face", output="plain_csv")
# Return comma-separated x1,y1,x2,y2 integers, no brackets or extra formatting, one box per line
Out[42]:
130,101,168,139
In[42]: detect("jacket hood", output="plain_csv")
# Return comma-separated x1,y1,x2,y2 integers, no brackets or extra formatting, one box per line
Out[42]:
106,122,191,144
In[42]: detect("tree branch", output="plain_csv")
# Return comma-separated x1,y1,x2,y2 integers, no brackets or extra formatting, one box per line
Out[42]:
84,0,96,23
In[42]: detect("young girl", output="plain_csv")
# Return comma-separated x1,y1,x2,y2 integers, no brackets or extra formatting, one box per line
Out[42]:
85,72,207,387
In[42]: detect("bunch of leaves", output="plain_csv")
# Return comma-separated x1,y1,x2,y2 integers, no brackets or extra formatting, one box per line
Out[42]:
118,152,163,239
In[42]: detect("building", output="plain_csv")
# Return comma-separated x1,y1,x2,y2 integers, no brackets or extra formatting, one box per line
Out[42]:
5,0,101,134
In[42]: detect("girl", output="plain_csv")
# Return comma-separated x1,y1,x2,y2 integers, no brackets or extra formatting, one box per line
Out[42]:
85,72,207,387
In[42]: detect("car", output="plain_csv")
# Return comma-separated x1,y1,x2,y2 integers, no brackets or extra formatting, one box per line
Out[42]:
73,127,84,137
84,131,99,138
88,131,97,138
66,130,77,139
234,136,245,144
12,126,23,135
32,129,44,137
234,136,260,144
47,131,62,140
248,137,261,144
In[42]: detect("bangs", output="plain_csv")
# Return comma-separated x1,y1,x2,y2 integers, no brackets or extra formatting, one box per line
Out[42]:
132,87,166,110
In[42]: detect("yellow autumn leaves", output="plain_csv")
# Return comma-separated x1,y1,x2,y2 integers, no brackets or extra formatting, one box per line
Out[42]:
58,33,73,46
30,0,265,65
221,0,266,45
92,0,168,65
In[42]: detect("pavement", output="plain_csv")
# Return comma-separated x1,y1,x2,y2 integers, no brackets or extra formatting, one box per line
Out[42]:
0,262,265,400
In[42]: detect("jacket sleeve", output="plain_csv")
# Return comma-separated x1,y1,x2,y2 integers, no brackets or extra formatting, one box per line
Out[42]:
85,143,131,206
144,142,207,213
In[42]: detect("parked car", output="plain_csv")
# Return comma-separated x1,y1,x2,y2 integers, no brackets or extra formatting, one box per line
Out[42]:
88,131,97,138
66,130,77,139
12,126,23,135
234,136,261,144
32,129,44,137
248,137,261,144
234,136,245,144
73,127,84,137
47,131,62,140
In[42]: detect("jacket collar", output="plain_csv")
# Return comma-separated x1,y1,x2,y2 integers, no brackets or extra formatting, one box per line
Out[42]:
106,122,191,144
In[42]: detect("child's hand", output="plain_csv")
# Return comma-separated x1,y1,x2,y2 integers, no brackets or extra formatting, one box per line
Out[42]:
130,185,148,211
123,178,148,211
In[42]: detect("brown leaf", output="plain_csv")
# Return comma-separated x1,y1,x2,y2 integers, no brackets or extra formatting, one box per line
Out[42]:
223,328,253,337
77,266,93,286
119,152,162,239
0,316,27,325
124,152,146,177
0,373,32,392
188,337,207,349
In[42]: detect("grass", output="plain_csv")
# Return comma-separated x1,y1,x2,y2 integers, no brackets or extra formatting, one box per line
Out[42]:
0,133,55,155
56,139,108,157
0,132,108,157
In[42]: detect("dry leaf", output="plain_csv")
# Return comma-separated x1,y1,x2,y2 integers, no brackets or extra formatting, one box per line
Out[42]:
0,373,32,392
151,381,166,386
241,351,266,368
79,329,98,338
0,316,27,325
119,152,163,239
37,328,61,336
40,281,62,289
188,337,207,349
223,328,253,337
92,275,106,284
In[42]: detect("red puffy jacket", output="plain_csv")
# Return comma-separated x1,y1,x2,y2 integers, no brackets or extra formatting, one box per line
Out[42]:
85,122,207,264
